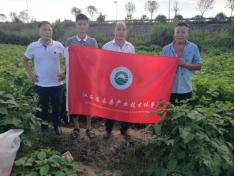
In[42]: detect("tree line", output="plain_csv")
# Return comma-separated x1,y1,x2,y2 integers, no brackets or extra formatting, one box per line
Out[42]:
0,0,234,23
71,0,234,22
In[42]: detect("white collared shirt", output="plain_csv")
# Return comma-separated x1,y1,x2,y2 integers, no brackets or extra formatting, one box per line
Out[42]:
102,39,135,54
76,35,88,42
24,39,65,87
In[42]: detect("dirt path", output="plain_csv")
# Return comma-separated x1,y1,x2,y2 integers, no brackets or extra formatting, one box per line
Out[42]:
45,118,153,176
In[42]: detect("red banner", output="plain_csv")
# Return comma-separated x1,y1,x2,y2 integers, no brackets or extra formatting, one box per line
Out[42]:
66,44,177,124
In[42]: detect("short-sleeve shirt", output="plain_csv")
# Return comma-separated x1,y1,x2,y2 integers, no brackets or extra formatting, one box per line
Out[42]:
102,39,135,54
161,40,202,94
24,39,64,87
65,35,98,48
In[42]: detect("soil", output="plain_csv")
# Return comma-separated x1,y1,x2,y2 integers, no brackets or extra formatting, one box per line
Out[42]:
42,118,154,176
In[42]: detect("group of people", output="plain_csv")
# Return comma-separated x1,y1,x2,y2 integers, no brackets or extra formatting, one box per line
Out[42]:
22,13,202,139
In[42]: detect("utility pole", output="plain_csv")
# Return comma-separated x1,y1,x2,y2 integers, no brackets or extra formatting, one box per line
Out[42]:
114,1,118,20
168,0,170,20
26,0,29,22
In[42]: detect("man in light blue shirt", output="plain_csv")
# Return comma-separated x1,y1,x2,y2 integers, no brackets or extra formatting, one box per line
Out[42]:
161,22,202,105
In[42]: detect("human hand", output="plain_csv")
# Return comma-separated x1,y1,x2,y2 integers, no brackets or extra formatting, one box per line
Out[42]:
29,72,39,83
57,72,66,82
178,58,186,67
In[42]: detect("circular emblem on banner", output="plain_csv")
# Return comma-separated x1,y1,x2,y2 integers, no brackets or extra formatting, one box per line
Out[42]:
110,67,133,90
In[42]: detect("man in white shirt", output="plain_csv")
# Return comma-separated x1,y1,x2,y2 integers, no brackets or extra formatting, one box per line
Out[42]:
102,23,135,53
22,21,65,135
102,22,135,139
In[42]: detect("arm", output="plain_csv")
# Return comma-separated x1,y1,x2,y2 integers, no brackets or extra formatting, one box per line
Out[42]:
102,44,106,50
57,43,66,81
22,56,39,82
160,47,166,56
57,71,66,81
94,39,98,48
178,58,202,70
131,44,135,54
65,38,70,48
179,44,202,71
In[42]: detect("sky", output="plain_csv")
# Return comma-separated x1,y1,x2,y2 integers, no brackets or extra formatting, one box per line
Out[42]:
0,0,232,22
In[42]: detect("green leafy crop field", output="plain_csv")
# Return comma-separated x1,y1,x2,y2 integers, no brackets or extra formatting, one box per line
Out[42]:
0,44,233,176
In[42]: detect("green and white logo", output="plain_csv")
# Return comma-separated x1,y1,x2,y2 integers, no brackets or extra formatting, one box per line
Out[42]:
110,67,133,90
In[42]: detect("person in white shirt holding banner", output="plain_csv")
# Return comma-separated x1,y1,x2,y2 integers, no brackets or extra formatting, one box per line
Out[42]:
102,22,135,140
65,14,98,140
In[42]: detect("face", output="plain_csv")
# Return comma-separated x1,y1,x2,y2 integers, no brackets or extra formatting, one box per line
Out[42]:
174,26,189,43
113,22,127,41
38,24,52,40
76,19,89,34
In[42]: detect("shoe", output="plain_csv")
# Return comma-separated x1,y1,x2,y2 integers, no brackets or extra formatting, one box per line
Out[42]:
121,130,131,137
54,126,62,136
38,126,48,134
70,128,80,140
103,131,111,140
86,129,96,139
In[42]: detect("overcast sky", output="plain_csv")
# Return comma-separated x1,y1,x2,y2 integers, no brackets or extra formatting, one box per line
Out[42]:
0,0,232,22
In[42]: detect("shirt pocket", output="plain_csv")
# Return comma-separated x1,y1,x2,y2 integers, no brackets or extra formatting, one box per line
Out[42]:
184,51,194,63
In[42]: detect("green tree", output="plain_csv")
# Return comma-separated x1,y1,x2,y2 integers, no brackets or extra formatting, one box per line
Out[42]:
193,15,204,18
144,0,160,21
0,13,6,22
86,5,98,21
149,22,176,46
125,2,136,18
196,0,215,17
155,14,167,23
125,14,133,21
172,0,181,17
71,7,82,18
226,0,234,16
192,15,204,21
96,13,106,23
215,12,227,21
52,19,65,40
9,12,17,22
140,14,149,21
174,14,183,20
29,16,37,23
13,17,23,23
18,11,29,23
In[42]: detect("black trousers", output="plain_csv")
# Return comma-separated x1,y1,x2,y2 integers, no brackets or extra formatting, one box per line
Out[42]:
35,85,63,129
105,119,129,133
170,91,192,105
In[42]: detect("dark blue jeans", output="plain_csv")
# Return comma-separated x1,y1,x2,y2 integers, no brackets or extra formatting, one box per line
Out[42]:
105,119,129,133
35,85,63,129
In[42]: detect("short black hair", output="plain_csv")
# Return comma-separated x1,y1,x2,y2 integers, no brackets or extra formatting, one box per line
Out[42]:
175,22,189,28
38,21,51,29
76,14,88,22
